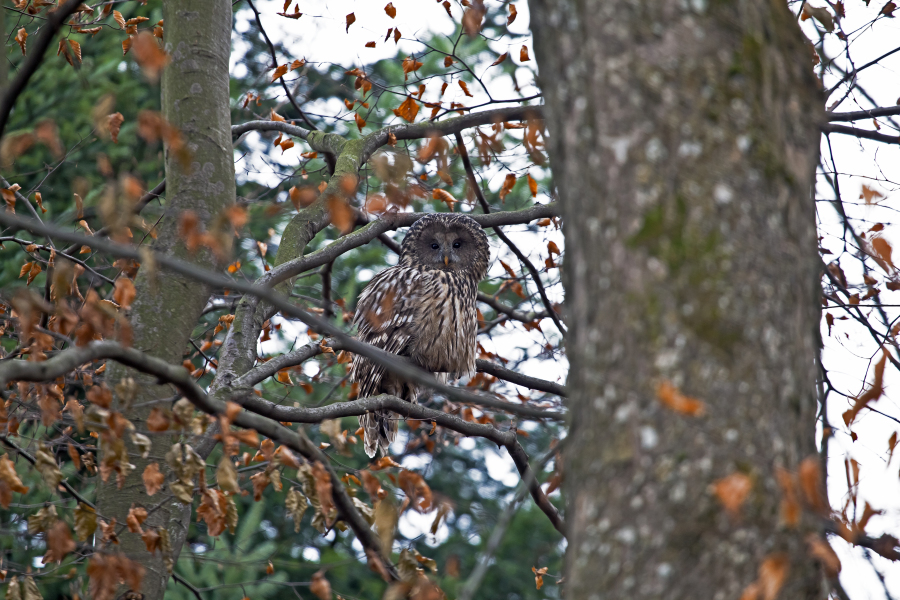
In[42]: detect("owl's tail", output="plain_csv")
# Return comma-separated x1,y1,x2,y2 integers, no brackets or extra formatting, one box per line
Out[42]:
360,410,397,458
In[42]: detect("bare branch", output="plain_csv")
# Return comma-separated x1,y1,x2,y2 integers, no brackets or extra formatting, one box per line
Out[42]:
0,0,86,137
245,0,318,132
475,359,566,397
455,131,566,335
828,105,900,122
821,123,900,145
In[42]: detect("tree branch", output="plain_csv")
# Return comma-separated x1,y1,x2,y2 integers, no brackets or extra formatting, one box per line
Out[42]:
232,391,566,535
0,339,398,577
821,123,900,144
828,105,900,122
0,211,566,422
261,203,559,288
454,131,566,335
475,359,566,397
245,0,317,132
0,0,85,138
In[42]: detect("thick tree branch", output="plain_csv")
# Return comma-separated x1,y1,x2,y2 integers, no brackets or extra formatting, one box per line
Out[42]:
0,212,565,422
0,339,397,576
232,391,566,535
262,203,559,288
821,123,900,144
0,0,85,138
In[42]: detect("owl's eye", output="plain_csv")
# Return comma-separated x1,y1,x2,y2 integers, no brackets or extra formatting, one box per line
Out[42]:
431,243,439,250
452,241,461,248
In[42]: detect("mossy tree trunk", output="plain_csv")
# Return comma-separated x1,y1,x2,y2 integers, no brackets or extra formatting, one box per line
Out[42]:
529,1,825,598
95,0,236,598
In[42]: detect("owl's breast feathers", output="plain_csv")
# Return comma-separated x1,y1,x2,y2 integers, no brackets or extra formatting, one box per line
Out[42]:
349,265,479,399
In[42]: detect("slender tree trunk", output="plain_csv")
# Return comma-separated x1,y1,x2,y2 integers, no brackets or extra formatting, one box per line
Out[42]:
95,1,235,597
529,1,824,598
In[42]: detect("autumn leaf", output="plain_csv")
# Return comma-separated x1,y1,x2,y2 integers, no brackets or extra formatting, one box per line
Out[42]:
532,566,548,590
327,195,355,235
126,505,148,533
132,32,170,80
384,2,396,18
271,64,290,83
712,472,752,516
488,52,509,67
346,13,356,33
757,554,789,600
656,381,706,416
801,4,835,32
74,502,98,541
520,45,530,62
147,407,171,432
310,570,333,600
44,520,76,564
393,96,420,122
398,469,433,513
402,56,424,80
806,534,841,577
142,462,165,496
499,173,517,200
508,4,518,25
374,495,398,554
527,173,538,196
113,277,137,309
775,467,801,527
15,28,27,55
432,189,457,211
459,80,474,97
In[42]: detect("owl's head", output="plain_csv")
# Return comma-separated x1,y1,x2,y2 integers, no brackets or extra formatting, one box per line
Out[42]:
400,213,490,279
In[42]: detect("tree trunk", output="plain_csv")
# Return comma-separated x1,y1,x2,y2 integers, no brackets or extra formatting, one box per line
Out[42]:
95,1,236,597
529,1,824,598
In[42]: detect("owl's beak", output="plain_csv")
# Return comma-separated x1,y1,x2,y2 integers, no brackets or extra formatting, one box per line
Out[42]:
443,255,449,266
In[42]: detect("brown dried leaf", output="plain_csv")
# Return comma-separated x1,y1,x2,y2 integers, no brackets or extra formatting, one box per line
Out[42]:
656,380,706,416
713,472,753,516
142,462,165,496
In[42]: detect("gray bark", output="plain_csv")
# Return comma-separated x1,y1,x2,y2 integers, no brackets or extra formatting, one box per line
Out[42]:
95,1,236,598
529,1,824,598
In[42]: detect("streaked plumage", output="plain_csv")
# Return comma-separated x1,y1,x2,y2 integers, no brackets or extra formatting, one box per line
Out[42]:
349,213,490,457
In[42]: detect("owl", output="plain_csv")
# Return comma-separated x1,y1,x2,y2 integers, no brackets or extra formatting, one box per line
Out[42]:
350,213,491,457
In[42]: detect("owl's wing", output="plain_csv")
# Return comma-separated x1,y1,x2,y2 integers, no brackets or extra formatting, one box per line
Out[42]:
349,266,421,399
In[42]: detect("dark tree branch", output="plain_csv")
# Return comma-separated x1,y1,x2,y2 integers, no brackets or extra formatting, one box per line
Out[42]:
821,123,900,144
0,211,566,422
0,0,85,138
828,105,900,122
232,391,565,535
454,131,566,335
0,340,397,577
245,0,318,132
261,202,559,288
475,359,566,397
0,435,96,509
477,292,548,324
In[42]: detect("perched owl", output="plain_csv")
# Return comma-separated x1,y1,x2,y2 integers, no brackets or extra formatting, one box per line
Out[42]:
350,213,490,457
